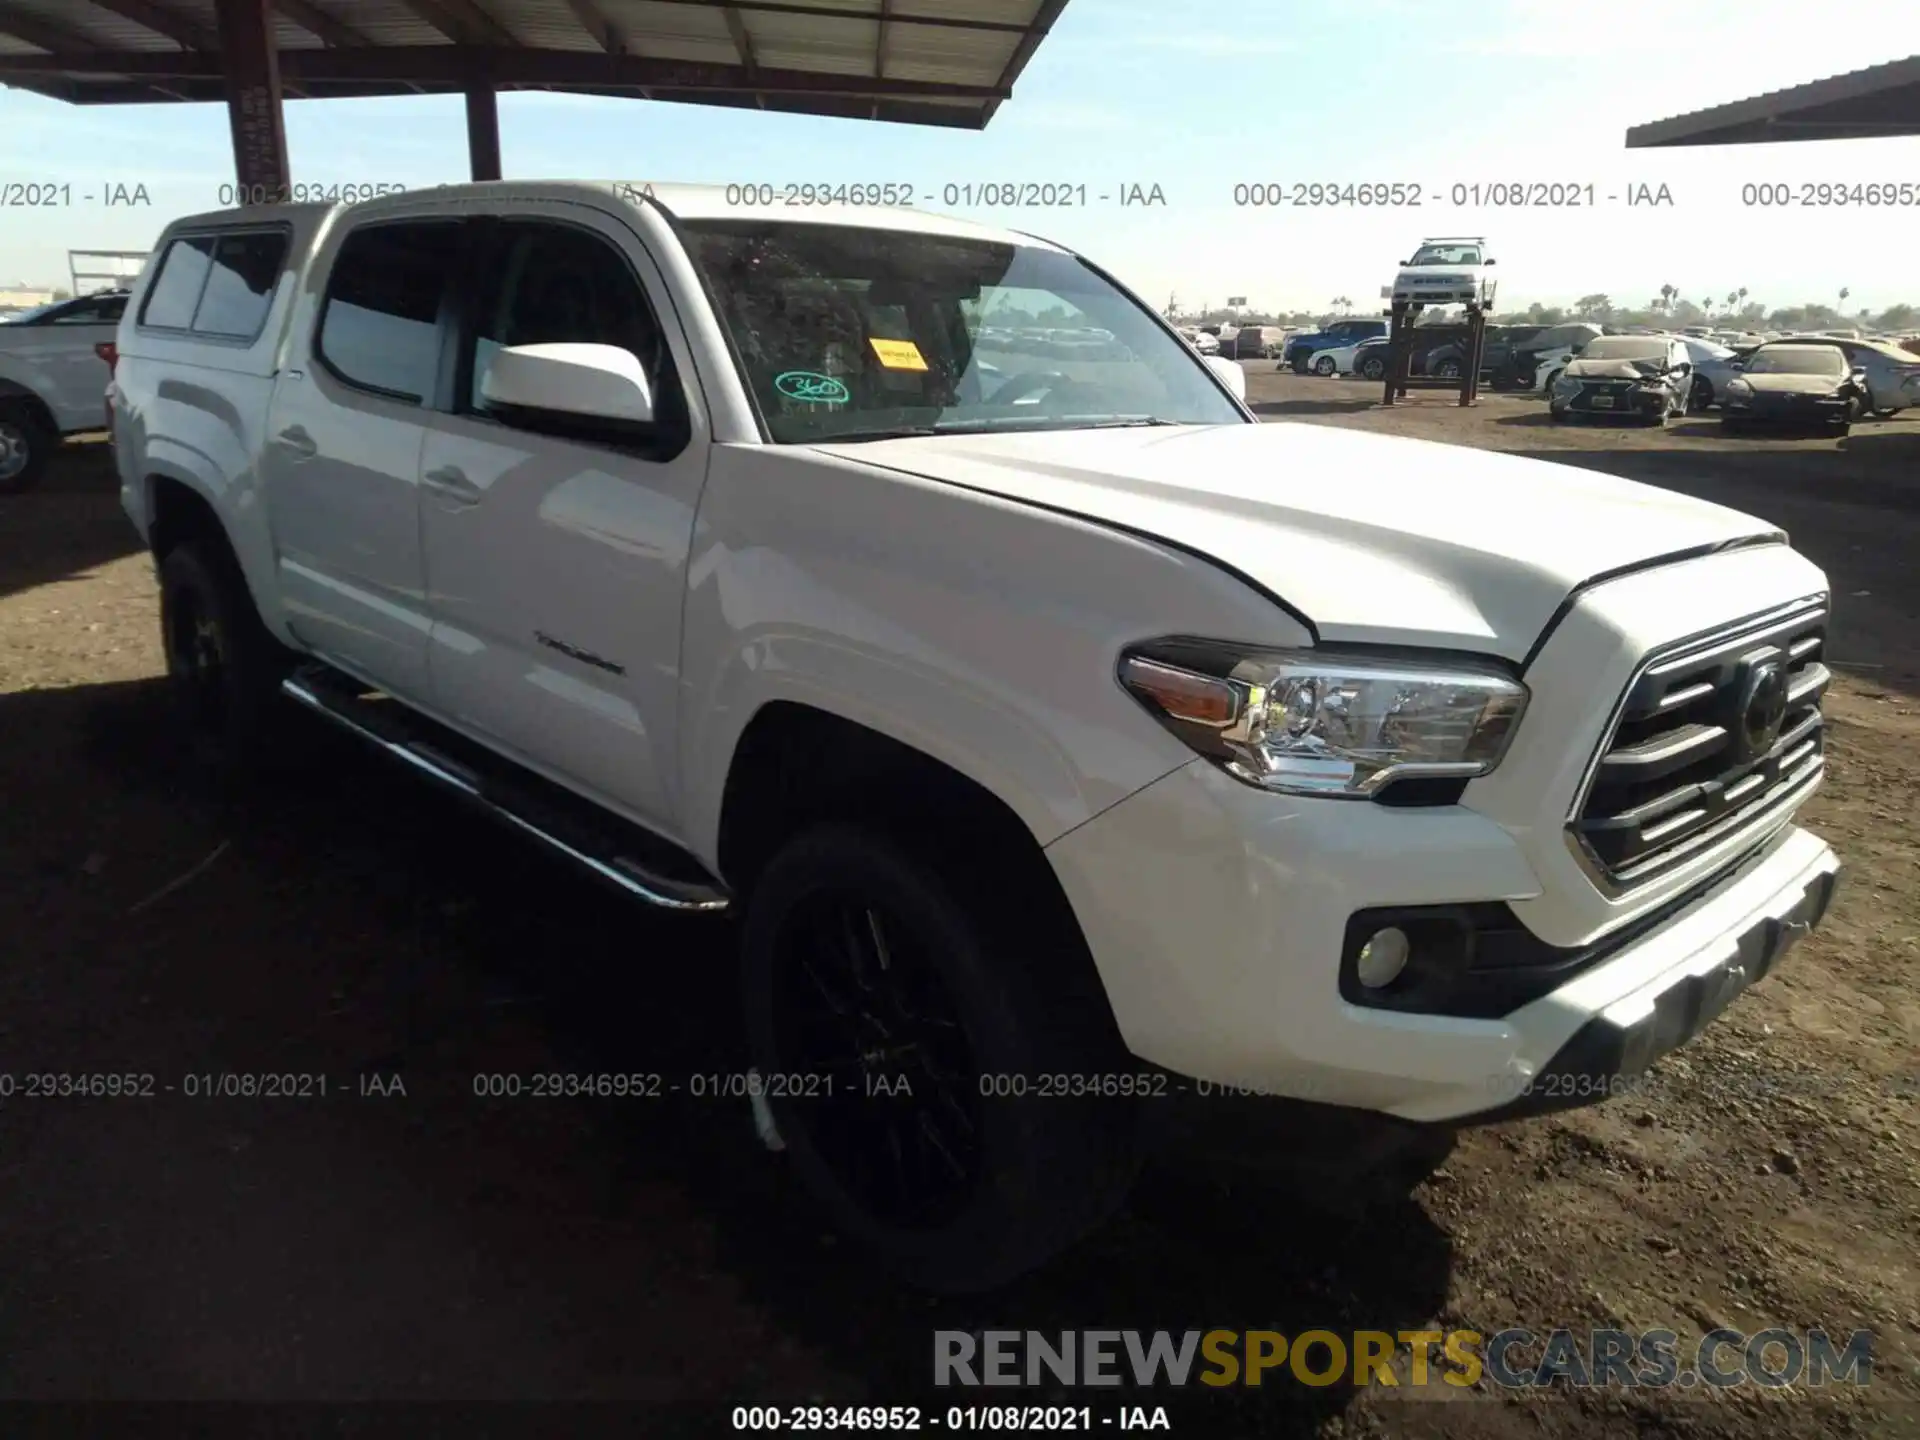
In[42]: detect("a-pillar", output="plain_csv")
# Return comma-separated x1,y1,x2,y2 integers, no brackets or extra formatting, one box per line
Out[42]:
466,84,501,181
214,0,290,203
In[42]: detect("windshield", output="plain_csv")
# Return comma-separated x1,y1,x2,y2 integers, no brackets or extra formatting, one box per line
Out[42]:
1747,346,1847,377
1409,244,1481,265
681,220,1246,443
1580,337,1670,363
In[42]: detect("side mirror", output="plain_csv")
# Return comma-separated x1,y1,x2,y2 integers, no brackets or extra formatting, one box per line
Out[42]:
481,342,655,424
1204,354,1247,401
1484,258,1497,265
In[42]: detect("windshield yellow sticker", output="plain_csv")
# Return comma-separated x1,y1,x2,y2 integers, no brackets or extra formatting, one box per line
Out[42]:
869,338,929,371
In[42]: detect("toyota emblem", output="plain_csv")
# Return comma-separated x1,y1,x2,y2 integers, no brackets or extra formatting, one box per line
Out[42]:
1738,660,1789,758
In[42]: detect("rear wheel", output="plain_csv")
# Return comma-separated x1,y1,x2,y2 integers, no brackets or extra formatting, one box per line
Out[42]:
1312,355,1337,377
1359,355,1386,381
0,403,53,495
1433,358,1463,380
741,824,1142,1293
159,541,296,785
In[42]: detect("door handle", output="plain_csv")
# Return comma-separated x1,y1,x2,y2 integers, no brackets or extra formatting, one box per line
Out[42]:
421,465,482,504
275,425,318,461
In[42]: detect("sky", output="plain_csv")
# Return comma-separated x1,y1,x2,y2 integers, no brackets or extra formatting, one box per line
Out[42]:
2,0,1917,315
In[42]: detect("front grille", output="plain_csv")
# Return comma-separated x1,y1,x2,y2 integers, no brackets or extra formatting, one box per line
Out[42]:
1569,597,1829,889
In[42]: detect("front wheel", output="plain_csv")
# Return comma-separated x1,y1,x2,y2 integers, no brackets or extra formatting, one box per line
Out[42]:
1359,355,1387,381
1688,378,1714,413
1432,359,1463,380
740,825,1142,1293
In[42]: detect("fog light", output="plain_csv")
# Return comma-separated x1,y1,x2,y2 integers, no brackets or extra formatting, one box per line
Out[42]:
1355,926,1411,988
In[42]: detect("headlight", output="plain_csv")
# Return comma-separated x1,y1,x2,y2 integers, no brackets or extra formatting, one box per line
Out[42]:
1118,643,1528,798
1726,377,1752,394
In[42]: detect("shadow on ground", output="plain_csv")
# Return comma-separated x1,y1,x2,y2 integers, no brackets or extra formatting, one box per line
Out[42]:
0,675,1456,1424
0,439,141,601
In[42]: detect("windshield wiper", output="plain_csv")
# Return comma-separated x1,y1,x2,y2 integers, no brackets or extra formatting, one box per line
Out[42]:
931,414,1182,435
808,425,943,444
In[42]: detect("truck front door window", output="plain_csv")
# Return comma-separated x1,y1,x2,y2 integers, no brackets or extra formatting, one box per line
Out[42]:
465,222,686,452
316,222,462,404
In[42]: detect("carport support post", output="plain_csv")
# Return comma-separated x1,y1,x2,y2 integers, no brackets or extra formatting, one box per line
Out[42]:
214,0,290,204
466,85,502,181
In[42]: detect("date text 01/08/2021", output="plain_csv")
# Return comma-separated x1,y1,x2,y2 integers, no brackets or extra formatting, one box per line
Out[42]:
610,181,1167,209
731,1404,1173,1431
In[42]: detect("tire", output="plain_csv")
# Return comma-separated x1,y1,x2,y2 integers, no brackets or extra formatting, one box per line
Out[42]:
158,541,296,785
0,402,54,495
740,824,1142,1293
1432,359,1463,380
1359,356,1386,381
1541,369,1563,396
1688,378,1713,413
1312,355,1336,377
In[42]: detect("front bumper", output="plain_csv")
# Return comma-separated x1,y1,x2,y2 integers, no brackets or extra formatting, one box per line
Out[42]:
1045,759,1838,1125
1560,383,1668,418
1723,393,1849,424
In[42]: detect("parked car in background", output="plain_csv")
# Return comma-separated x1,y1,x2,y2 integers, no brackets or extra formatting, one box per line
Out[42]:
1284,318,1387,370
1676,336,1743,412
0,287,131,492
1230,325,1283,360
1549,335,1694,425
1721,343,1868,435
1304,337,1375,376
1388,237,1497,308
1181,328,1221,356
1352,336,1393,380
1820,338,1920,417
1516,322,1607,395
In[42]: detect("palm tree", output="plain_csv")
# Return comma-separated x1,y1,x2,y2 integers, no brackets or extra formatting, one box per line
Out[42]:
1659,284,1676,314
1737,286,1748,310
1839,286,1850,315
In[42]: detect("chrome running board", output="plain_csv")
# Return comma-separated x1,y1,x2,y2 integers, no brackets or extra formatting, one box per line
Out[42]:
281,667,730,914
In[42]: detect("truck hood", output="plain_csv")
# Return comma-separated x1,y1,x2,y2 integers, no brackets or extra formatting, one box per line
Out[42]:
815,422,1782,661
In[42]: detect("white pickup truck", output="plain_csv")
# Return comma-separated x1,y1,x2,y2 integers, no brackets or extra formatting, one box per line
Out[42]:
112,183,1840,1292
0,288,128,491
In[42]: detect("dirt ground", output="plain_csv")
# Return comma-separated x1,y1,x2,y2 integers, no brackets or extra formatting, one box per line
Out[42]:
1,387,1916,1436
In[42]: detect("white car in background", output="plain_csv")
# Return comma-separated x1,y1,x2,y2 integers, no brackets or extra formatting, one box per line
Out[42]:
1388,237,1498,309
0,288,130,491
1304,338,1372,376
1182,328,1221,356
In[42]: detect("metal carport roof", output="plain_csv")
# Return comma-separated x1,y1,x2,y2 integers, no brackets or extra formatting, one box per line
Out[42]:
0,0,1070,129
1626,54,1920,146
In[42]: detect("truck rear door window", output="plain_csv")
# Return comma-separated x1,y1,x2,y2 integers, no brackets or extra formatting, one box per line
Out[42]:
316,221,462,403
191,231,288,339
140,236,216,330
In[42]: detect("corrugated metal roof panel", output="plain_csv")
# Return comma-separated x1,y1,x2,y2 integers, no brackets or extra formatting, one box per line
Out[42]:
1627,54,1920,146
